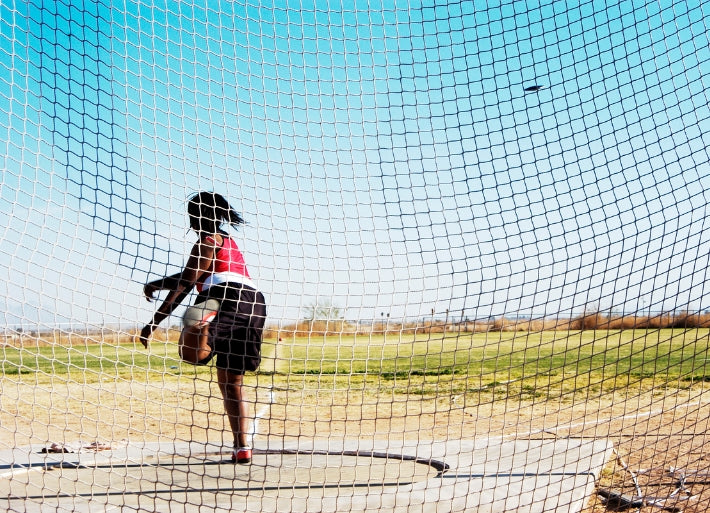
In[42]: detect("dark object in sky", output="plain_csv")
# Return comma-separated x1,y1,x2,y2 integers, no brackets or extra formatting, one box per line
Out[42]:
524,85,545,92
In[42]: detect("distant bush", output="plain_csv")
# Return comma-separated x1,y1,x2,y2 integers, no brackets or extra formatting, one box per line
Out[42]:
566,311,710,331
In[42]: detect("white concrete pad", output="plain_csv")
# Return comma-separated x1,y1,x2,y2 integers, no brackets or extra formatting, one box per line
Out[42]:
0,437,613,513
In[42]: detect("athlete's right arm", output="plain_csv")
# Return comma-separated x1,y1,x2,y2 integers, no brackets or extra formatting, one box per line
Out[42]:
139,237,217,348
143,273,182,301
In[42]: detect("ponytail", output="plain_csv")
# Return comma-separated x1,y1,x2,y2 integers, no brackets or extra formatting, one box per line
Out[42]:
213,192,244,228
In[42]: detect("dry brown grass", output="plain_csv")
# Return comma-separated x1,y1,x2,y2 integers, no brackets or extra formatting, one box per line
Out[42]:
272,312,710,338
6,311,710,350
569,312,710,331
0,327,187,348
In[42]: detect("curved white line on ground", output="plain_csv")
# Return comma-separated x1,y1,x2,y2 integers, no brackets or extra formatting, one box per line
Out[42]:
508,397,708,439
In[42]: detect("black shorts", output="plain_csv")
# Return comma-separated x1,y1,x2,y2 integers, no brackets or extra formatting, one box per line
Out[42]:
194,283,266,374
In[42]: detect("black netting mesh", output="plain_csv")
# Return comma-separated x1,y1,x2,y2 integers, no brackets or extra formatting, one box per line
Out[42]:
1,2,709,512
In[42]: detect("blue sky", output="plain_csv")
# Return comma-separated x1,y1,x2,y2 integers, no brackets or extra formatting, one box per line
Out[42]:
1,0,710,329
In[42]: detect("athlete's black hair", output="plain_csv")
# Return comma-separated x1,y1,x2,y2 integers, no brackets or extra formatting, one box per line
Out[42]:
187,191,244,233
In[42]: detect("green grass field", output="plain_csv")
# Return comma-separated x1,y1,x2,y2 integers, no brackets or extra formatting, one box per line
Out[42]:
3,329,709,403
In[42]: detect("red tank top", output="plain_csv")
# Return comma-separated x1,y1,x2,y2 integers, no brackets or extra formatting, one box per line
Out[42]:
197,235,251,292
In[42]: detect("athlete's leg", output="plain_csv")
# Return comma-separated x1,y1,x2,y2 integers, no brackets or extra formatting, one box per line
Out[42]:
217,367,249,448
178,323,212,364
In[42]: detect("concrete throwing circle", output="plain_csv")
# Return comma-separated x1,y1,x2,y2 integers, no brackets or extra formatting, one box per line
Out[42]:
1,439,612,513
2,448,445,513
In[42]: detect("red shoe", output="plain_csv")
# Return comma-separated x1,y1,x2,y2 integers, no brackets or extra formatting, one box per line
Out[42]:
232,447,252,464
